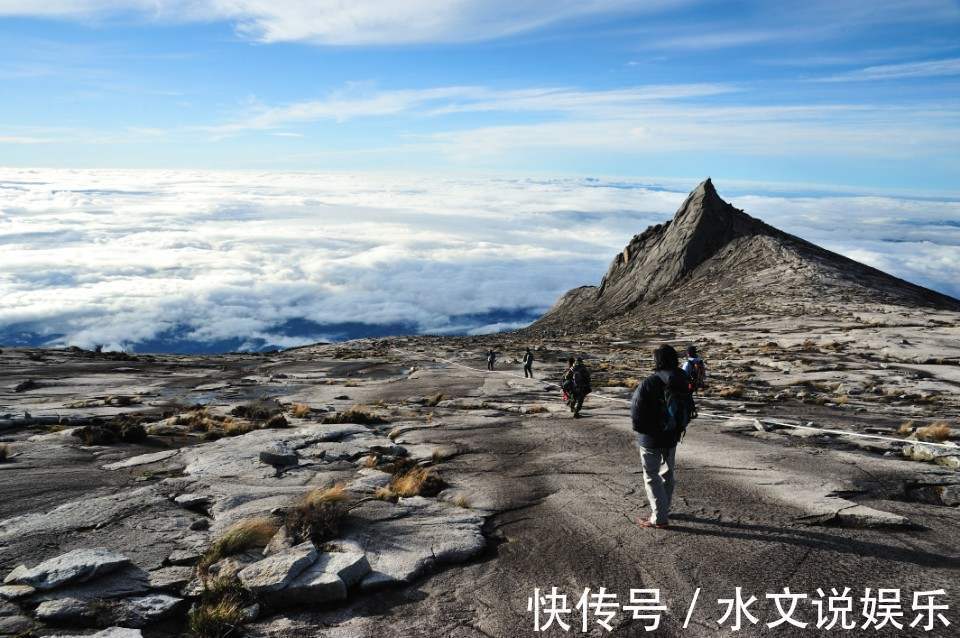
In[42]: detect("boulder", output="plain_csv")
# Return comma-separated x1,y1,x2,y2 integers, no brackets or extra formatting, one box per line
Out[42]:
0,615,32,634
0,585,35,600
316,551,370,588
172,493,210,510
4,548,130,591
238,543,317,595
113,594,183,628
263,526,294,557
51,628,143,638
34,597,94,623
259,442,298,468
346,469,392,494
166,549,202,566
147,567,192,591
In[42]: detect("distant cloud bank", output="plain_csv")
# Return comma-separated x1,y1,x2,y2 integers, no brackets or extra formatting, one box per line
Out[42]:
1,169,958,352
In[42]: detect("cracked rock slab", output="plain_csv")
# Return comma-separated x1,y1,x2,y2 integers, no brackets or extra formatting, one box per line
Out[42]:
342,497,485,590
238,543,317,595
5,548,130,591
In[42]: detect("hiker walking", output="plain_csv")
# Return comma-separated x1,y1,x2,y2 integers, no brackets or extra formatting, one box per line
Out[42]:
630,345,695,529
562,356,591,418
522,347,534,378
681,345,707,391
486,349,497,371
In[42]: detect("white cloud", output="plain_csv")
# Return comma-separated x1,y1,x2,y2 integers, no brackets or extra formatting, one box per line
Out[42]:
0,0,677,45
209,83,736,134
817,57,960,82
1,168,958,351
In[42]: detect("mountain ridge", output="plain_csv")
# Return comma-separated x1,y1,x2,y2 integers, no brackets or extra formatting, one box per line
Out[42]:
528,179,960,335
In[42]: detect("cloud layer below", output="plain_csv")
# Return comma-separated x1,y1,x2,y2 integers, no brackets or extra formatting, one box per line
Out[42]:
1,168,958,352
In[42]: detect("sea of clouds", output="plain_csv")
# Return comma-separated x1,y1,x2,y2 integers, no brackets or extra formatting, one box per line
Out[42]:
1,168,958,353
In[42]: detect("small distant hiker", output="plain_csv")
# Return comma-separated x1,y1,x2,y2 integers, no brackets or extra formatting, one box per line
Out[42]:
562,356,592,418
681,345,707,391
522,347,534,378
630,345,696,529
486,349,497,371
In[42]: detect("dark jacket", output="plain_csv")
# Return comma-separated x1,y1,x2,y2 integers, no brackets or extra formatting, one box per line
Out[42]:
630,368,693,449
523,352,534,366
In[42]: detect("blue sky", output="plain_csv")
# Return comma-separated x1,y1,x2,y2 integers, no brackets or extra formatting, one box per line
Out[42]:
2,0,959,193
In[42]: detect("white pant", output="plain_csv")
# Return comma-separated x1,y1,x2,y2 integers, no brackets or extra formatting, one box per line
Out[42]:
638,444,676,525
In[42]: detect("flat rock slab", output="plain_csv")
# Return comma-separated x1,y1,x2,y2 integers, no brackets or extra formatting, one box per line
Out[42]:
239,543,317,595
146,566,193,591
103,450,180,471
5,548,130,591
51,628,143,638
0,615,32,634
113,594,184,627
31,566,152,603
34,597,94,622
342,497,485,589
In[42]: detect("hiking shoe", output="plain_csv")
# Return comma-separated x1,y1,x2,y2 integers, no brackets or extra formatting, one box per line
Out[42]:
637,518,669,529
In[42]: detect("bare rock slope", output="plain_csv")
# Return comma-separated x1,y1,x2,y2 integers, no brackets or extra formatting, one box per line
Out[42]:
530,179,960,334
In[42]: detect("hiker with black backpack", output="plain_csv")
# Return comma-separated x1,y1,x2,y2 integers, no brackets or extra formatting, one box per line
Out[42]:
630,344,696,529
561,356,591,418
522,347,534,378
486,349,497,371
681,344,707,391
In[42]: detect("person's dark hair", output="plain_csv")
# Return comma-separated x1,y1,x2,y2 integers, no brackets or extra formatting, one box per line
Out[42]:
687,344,698,357
575,357,583,363
654,345,679,371
567,357,575,365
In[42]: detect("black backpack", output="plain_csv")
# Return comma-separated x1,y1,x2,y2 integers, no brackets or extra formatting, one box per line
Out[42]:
659,371,695,437
573,365,592,395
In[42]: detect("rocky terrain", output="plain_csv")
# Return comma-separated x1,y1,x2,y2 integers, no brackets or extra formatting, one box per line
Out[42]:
1,180,959,637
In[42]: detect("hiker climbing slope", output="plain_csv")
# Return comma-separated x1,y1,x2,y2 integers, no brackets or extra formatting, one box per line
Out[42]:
486,349,497,371
631,344,696,529
522,347,534,378
681,344,707,391
561,357,592,418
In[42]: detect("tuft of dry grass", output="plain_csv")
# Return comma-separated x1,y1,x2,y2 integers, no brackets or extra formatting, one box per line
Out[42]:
0,444,8,462
425,393,444,407
285,485,350,545
221,418,254,437
188,576,252,638
390,467,446,498
373,486,397,502
833,395,849,406
916,422,952,442
717,385,744,399
304,484,349,508
198,517,278,576
387,427,404,441
322,405,387,426
289,403,311,418
453,495,471,509
898,420,915,435
524,405,549,414
361,454,379,469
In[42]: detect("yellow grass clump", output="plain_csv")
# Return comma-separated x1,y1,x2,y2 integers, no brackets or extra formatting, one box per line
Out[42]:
916,422,952,442
390,467,444,498
898,420,915,435
717,385,744,399
289,403,311,418
198,517,278,575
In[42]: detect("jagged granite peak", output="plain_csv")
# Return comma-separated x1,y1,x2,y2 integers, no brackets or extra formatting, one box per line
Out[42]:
595,177,773,313
530,179,960,334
